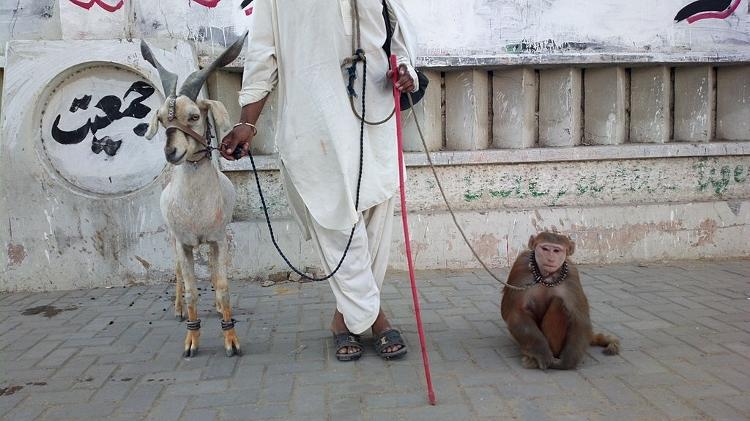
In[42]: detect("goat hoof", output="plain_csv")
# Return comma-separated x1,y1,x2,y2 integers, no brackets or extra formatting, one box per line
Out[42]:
183,348,197,358
225,345,241,357
176,314,185,322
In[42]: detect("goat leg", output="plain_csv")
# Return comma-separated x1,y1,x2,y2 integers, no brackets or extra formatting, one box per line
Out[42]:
208,243,223,316
178,242,201,358
174,258,185,321
212,240,241,357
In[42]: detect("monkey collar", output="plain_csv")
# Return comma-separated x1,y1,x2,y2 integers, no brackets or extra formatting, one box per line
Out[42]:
528,250,569,288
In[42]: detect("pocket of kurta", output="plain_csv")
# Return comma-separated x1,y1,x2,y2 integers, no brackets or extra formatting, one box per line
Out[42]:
340,0,353,36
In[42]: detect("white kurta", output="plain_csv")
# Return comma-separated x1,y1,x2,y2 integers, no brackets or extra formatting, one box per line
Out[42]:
239,0,417,231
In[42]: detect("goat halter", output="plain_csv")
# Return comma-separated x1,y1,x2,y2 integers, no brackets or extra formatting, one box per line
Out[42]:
163,105,216,164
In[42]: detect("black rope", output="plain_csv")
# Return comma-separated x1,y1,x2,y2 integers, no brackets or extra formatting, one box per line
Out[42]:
186,319,201,331
245,49,368,283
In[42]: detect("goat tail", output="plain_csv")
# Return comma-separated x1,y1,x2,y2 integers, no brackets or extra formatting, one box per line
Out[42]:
591,332,620,355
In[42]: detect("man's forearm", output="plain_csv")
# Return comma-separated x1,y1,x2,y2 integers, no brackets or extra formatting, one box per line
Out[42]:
239,95,269,125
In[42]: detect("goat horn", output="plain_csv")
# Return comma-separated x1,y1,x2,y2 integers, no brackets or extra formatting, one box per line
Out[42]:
179,31,249,101
140,40,178,98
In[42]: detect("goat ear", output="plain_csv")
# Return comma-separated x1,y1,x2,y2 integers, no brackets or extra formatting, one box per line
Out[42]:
198,99,231,134
145,110,160,140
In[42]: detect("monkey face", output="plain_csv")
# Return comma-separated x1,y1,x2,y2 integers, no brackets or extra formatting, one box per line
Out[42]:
534,242,567,276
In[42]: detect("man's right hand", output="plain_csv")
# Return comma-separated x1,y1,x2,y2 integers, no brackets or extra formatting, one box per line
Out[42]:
220,124,255,160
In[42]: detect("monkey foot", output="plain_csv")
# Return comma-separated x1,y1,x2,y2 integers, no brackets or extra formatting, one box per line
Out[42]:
223,329,241,357
521,355,560,370
603,342,620,355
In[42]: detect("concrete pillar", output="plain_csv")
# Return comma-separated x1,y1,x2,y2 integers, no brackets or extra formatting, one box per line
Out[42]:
584,67,629,145
207,70,277,154
716,66,750,141
630,66,672,143
674,66,715,142
492,68,537,149
445,70,489,151
539,68,582,147
402,70,443,152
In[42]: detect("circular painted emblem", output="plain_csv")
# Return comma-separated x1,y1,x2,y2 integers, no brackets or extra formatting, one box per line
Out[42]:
39,64,166,196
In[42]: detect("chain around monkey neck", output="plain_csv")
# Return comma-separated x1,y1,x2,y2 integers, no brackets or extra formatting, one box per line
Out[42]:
529,250,569,288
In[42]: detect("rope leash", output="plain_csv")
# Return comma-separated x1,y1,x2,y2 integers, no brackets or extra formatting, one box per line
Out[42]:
403,93,536,291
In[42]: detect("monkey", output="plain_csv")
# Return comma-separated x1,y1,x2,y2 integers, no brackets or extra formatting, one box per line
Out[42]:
500,232,620,370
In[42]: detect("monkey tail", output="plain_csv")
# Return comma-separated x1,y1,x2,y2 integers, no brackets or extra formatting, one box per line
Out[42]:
591,332,620,355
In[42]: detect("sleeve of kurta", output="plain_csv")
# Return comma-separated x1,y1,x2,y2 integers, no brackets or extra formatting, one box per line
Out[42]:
238,0,278,107
386,4,419,93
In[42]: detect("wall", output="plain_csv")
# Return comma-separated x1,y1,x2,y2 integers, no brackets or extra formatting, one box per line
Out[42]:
0,1,749,291
2,1,750,60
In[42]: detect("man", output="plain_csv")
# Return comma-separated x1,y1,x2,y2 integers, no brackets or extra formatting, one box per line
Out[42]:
220,0,419,361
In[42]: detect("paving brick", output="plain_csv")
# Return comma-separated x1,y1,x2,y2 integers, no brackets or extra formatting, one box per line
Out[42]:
672,382,741,399
41,401,116,419
693,397,747,420
180,408,219,421
636,386,699,419
119,383,164,414
164,380,230,396
221,403,291,421
145,396,188,421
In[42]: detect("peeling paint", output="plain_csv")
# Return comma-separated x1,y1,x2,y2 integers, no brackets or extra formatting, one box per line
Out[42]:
694,219,718,247
7,243,27,267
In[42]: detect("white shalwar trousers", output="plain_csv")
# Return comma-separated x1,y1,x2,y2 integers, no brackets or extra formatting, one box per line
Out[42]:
283,165,396,335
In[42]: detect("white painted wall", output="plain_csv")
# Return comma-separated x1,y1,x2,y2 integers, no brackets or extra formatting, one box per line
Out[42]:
411,0,750,55
2,0,750,58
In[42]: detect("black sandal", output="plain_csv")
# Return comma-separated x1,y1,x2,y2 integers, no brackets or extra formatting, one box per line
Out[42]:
333,332,363,361
374,328,408,359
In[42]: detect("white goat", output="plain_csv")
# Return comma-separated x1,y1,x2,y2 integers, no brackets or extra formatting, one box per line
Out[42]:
141,34,246,357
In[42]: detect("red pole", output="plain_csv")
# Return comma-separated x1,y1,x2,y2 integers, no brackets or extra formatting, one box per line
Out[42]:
390,55,436,405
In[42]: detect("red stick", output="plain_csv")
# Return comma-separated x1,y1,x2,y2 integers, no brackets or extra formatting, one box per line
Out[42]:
390,55,436,406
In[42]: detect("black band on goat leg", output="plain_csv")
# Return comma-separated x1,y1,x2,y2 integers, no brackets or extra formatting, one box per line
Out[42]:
186,319,201,331
221,319,236,331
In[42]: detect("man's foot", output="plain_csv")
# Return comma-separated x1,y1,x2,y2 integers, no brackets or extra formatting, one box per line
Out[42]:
331,310,362,361
373,328,407,359
332,332,363,361
371,309,407,359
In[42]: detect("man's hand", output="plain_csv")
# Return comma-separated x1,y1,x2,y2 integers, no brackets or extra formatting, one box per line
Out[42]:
386,64,414,93
220,124,255,160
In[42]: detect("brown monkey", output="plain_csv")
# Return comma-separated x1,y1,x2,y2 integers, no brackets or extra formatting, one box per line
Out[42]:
500,232,620,370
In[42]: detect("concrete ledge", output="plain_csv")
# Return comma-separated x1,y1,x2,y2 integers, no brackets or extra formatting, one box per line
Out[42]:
221,141,750,172
416,52,750,69
207,52,750,71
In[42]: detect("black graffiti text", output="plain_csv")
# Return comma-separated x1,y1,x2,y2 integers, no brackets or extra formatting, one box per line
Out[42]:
51,81,155,145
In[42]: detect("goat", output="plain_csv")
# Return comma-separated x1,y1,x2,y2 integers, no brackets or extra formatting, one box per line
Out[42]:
141,33,247,357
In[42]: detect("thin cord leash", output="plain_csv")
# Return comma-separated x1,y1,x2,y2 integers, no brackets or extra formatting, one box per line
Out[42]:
404,93,534,291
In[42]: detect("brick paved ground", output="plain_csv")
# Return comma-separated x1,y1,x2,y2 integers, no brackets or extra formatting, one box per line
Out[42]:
1,260,748,420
